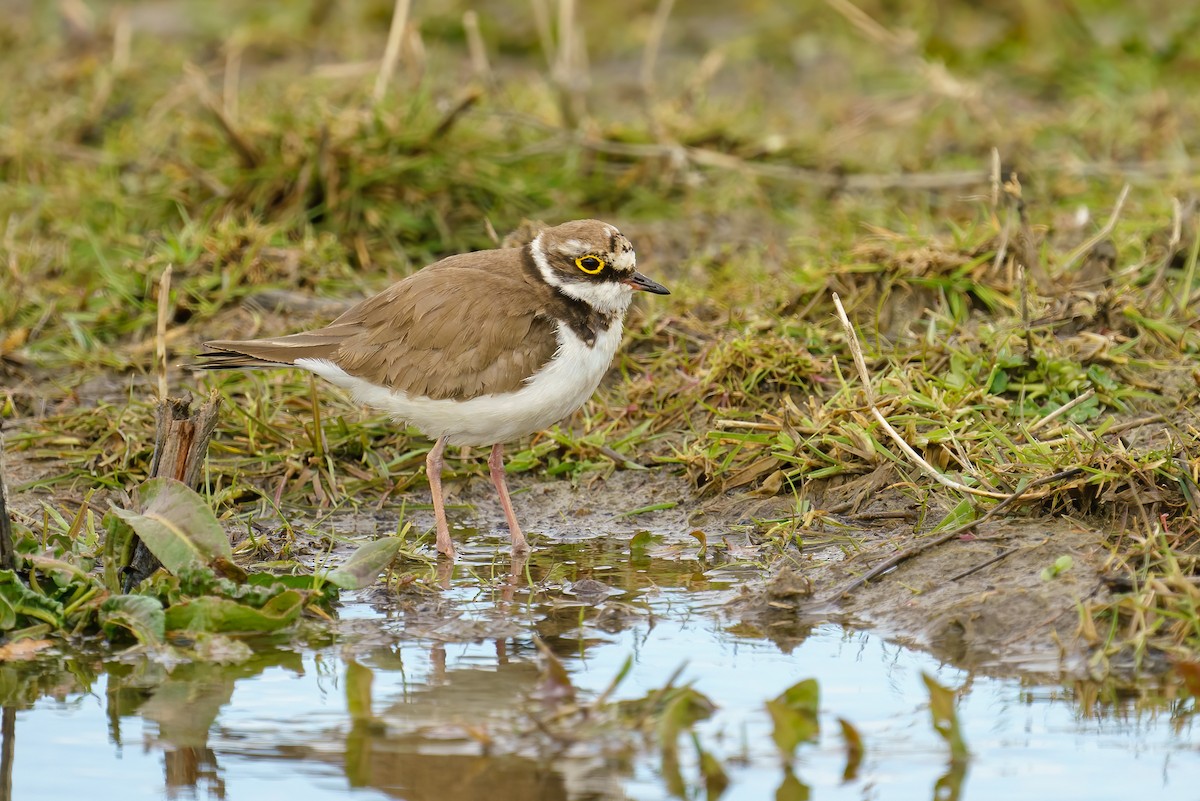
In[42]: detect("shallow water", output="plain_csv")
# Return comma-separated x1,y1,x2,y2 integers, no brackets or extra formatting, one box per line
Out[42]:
2,535,1196,800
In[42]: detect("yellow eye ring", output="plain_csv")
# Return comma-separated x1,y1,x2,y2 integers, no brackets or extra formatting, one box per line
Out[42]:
575,255,606,274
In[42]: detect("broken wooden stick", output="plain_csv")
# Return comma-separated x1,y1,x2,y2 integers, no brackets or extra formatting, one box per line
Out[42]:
0,422,14,571
123,391,222,589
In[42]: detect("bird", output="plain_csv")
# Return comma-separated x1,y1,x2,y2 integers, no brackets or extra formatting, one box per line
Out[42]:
197,219,670,560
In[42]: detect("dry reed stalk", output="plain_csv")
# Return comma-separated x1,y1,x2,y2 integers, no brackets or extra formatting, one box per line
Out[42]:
155,264,172,402
462,11,492,83
373,0,413,104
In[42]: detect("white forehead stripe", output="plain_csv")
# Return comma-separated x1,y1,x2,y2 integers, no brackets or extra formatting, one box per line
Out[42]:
530,233,565,289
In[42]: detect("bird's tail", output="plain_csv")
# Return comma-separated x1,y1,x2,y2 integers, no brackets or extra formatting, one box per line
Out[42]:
195,328,353,370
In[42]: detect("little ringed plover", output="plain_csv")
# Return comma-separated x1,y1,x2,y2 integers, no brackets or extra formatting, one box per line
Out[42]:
198,219,669,559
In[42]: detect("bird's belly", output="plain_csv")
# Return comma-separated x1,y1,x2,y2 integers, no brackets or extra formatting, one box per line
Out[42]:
297,323,623,447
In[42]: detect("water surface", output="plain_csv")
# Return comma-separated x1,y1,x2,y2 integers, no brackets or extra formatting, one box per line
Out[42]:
2,536,1195,800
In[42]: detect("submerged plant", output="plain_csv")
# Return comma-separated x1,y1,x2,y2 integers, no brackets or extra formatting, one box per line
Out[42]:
0,478,402,646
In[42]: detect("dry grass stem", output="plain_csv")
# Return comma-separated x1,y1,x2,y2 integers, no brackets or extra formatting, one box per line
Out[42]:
832,293,1008,500
156,264,173,402
1059,184,1131,273
223,40,243,125
462,11,492,83
1026,389,1095,435
640,0,676,99
373,0,413,104
184,63,261,169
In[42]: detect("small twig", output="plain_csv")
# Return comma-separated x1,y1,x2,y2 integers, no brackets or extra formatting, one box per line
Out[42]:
831,467,1084,598
1026,388,1094,435
1019,259,1033,354
1103,414,1166,437
833,293,1009,500
1059,183,1131,273
462,11,492,83
989,147,1001,210
715,420,783,431
529,0,555,71
155,264,172,402
1150,197,1183,297
992,156,1015,273
553,0,576,84
0,423,14,571
185,64,261,169
947,547,1017,583
992,212,1012,275
824,0,981,115
1177,214,1200,314
640,0,676,99
847,509,918,523
126,392,224,589
576,136,988,190
597,445,647,471
223,39,243,126
549,0,586,128
823,0,911,51
111,7,131,72
373,0,412,104
431,88,482,140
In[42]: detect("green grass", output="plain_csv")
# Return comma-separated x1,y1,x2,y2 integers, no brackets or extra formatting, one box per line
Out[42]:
4,0,1200,657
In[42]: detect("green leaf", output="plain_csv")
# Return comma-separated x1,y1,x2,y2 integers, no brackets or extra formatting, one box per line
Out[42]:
191,633,255,664
630,530,653,558
931,498,975,533
838,717,864,781
102,510,137,592
657,686,717,745
767,678,820,762
164,588,306,633
1040,555,1073,581
246,572,339,606
100,594,165,645
109,478,232,577
653,686,714,799
689,529,708,559
0,570,63,630
775,768,811,801
922,672,969,763
692,732,729,799
323,537,402,590
533,636,576,704
27,555,97,589
345,659,375,723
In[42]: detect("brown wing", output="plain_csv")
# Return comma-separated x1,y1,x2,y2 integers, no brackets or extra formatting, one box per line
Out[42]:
201,248,561,401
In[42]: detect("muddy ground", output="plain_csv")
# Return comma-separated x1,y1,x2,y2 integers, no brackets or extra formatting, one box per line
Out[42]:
1,430,1119,682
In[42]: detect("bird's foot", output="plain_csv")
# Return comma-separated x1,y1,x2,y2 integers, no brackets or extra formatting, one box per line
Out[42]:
435,527,457,561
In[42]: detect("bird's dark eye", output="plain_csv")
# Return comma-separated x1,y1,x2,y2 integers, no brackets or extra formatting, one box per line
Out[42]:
575,255,606,274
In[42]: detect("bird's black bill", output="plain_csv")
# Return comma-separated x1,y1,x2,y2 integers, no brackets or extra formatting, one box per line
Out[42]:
624,271,670,295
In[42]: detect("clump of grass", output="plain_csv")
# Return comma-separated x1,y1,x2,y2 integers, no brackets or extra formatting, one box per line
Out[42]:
1086,516,1200,666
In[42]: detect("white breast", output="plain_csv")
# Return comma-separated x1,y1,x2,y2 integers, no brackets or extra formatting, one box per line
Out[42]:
296,321,624,446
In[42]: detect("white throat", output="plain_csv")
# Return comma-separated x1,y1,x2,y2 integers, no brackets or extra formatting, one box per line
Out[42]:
530,233,635,317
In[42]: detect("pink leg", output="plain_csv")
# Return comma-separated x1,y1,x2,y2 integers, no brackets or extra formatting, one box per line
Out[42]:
426,436,455,559
489,443,529,554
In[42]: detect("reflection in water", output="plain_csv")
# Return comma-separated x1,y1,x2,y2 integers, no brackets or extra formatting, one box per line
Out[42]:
1,707,13,801
0,536,1194,800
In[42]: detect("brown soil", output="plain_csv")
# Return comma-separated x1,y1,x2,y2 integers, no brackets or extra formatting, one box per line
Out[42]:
393,463,1121,680
0,422,1123,682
